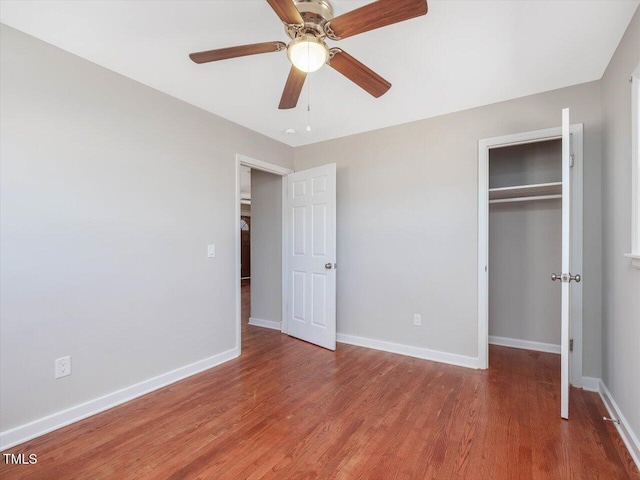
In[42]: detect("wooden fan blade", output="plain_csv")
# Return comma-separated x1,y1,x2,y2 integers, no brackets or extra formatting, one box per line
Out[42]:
326,0,427,40
328,50,391,98
266,0,304,25
189,41,285,64
279,66,307,109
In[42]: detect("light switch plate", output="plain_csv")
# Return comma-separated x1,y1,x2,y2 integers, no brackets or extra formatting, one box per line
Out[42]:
207,245,215,258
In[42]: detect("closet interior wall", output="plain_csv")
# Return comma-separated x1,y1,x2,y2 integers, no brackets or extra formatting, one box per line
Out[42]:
488,140,563,351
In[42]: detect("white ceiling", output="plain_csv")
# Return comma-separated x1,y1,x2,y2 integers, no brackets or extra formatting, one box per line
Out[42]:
1,1,638,147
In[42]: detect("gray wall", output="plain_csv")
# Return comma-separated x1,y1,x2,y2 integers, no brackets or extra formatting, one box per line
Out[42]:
489,201,562,345
0,25,293,431
294,80,603,377
601,7,640,444
489,140,562,188
250,170,282,324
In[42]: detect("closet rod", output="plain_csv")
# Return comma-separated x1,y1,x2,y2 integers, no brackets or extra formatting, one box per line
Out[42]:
489,194,562,204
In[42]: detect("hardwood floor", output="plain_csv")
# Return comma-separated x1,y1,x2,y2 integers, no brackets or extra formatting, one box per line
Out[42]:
1,284,638,479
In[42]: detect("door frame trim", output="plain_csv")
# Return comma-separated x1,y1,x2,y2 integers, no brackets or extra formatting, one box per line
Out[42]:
235,154,293,352
477,125,584,388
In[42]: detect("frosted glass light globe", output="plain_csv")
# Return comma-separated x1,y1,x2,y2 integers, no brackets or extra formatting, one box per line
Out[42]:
287,36,329,73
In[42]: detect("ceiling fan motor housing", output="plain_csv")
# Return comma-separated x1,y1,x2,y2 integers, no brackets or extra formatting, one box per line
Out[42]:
287,0,334,39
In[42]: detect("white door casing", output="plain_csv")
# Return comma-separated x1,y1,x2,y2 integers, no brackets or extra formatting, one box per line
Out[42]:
286,164,337,350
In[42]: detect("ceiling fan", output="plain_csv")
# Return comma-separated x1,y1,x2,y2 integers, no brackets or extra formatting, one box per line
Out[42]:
189,0,428,109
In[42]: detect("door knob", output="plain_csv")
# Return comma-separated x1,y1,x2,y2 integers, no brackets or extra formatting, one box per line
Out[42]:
551,273,581,283
325,263,332,270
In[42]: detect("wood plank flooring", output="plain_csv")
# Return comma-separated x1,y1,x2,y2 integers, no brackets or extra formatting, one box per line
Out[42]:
1,284,638,479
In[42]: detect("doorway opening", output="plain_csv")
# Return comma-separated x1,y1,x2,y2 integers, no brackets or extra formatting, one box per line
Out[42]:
488,139,563,356
240,166,251,284
240,166,284,334
235,155,292,353
239,165,251,341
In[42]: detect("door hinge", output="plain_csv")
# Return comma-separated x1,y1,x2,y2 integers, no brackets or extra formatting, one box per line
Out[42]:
569,339,574,352
570,153,575,167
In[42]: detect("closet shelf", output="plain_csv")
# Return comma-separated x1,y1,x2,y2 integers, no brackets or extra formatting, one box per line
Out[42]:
489,182,562,204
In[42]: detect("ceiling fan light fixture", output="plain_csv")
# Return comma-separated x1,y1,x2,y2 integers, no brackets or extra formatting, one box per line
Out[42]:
189,0,429,109
287,35,328,73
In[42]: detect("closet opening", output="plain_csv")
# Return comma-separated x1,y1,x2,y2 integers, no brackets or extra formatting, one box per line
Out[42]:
478,123,585,404
488,139,563,359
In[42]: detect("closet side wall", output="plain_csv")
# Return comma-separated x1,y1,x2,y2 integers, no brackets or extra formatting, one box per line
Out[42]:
250,170,283,325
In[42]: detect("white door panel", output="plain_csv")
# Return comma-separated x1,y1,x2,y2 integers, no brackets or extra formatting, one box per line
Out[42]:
286,164,336,350
561,108,571,419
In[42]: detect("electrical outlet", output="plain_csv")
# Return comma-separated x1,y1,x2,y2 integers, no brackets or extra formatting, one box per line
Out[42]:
413,314,422,326
207,244,216,258
55,356,71,379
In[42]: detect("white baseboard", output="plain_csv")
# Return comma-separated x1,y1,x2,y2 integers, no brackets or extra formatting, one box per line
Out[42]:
249,317,281,331
580,376,601,392
337,333,480,369
489,335,560,354
0,347,240,451
598,380,640,470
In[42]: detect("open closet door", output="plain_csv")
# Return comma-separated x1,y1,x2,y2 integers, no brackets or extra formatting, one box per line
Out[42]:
560,107,572,419
286,163,336,350
554,108,582,419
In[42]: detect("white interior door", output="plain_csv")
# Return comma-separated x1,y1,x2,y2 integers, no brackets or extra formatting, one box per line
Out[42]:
286,163,336,350
560,107,572,419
